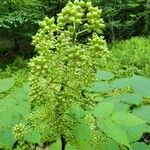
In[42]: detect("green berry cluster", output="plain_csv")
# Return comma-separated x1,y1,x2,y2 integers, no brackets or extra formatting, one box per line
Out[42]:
86,5,105,33
12,123,28,139
28,0,108,143
88,33,108,59
57,1,84,27
32,17,56,52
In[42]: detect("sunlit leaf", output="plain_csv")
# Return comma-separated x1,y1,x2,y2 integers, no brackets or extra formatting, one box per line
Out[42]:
111,78,131,89
93,102,114,119
118,93,143,105
51,139,61,150
125,124,149,143
25,128,41,144
131,75,150,97
0,128,16,150
96,70,115,80
65,143,78,150
133,106,150,123
111,112,145,126
73,123,91,149
98,119,130,148
131,142,149,150
90,82,112,92
0,78,15,93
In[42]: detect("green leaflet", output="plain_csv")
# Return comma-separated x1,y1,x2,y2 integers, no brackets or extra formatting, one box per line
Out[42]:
125,124,149,143
118,93,143,105
133,106,150,123
130,75,150,97
0,78,15,93
65,143,78,150
90,82,112,92
50,139,61,150
114,102,129,112
95,138,119,150
131,142,150,150
25,128,41,144
93,102,114,119
98,119,130,149
111,78,131,89
66,105,85,120
95,70,115,81
0,128,16,150
73,123,91,150
111,112,145,126
0,83,31,149
50,141,78,150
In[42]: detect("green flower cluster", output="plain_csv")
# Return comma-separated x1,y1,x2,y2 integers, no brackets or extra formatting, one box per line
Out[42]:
28,0,108,142
12,123,28,139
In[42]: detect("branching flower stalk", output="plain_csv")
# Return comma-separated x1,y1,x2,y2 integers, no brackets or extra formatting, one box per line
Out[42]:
28,0,108,147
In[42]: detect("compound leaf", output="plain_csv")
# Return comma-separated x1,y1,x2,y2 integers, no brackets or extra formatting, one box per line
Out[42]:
111,112,145,126
0,78,15,93
98,119,130,148
93,102,114,119
96,70,115,80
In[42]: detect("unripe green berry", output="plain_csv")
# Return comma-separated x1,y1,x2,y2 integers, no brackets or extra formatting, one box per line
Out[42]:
86,2,92,7
68,26,74,32
87,13,92,18
68,1,73,7
58,16,65,22
76,12,83,18
79,0,85,7
92,12,99,18
88,6,95,12
69,17,75,22
70,10,76,15
75,19,81,25
74,0,80,5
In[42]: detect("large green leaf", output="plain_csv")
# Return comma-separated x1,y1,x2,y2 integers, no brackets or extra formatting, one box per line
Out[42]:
133,106,150,123
111,78,131,89
50,139,61,150
0,84,31,149
118,93,143,105
25,128,41,144
131,75,150,97
125,124,149,143
111,112,145,126
93,102,114,119
0,78,15,93
90,82,112,93
96,138,119,150
0,128,16,150
0,85,30,127
73,123,91,149
114,102,129,112
66,105,85,120
65,143,78,150
131,142,149,150
98,119,130,148
95,70,115,81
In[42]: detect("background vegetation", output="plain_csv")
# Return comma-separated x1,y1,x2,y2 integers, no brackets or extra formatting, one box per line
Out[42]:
0,0,150,58
0,0,149,150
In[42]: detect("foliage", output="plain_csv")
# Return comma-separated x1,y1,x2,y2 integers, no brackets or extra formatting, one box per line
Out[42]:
0,0,44,53
0,1,150,149
0,72,149,149
92,0,150,41
0,78,31,149
99,36,150,77
41,71,150,150
23,1,150,150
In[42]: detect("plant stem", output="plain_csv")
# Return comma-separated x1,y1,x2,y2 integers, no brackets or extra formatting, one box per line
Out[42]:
61,135,67,150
